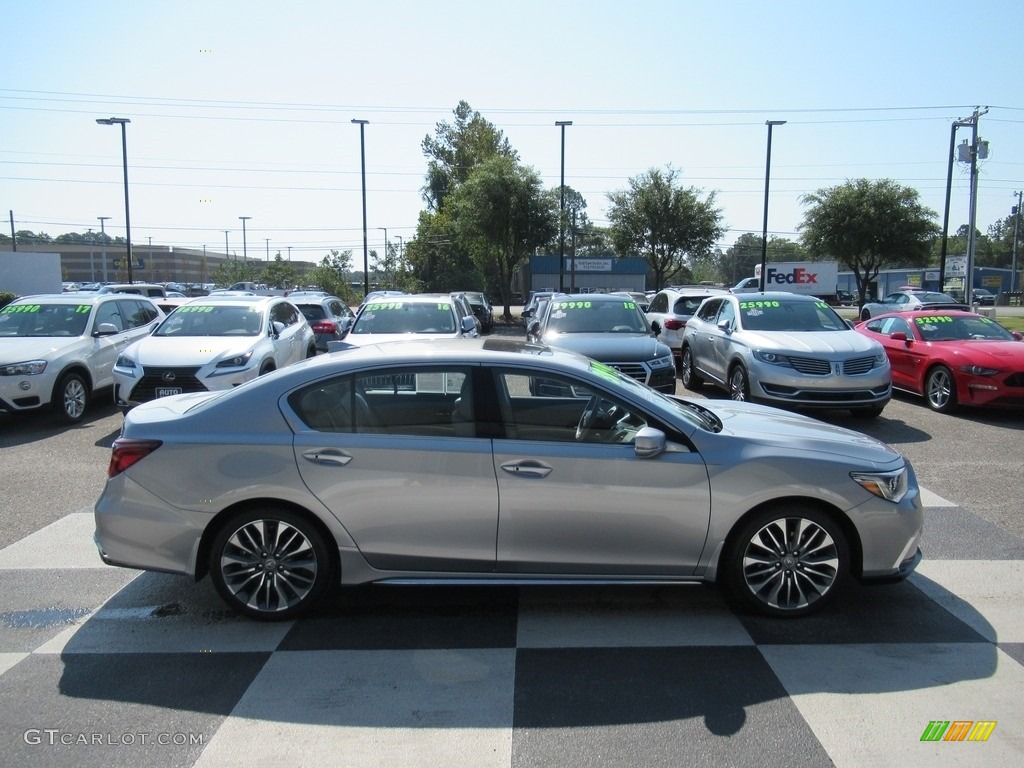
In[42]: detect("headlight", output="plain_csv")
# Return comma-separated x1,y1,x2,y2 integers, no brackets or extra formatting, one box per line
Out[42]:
649,355,674,370
114,354,138,374
960,364,999,376
874,352,888,367
215,351,254,369
753,350,791,366
0,360,47,376
851,468,909,503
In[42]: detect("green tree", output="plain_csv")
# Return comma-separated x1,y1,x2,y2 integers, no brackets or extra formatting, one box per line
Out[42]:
405,209,482,292
800,179,939,304
606,166,725,290
421,100,518,212
449,155,557,320
305,250,359,302
262,253,299,289
211,259,259,288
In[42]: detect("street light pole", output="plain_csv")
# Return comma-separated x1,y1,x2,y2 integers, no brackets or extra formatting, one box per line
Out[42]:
759,120,786,293
224,230,229,261
377,227,388,285
96,117,133,284
555,121,572,293
239,216,251,263
98,216,110,282
353,119,370,297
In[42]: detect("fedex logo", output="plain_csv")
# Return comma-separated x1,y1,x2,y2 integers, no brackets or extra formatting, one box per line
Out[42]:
765,267,818,285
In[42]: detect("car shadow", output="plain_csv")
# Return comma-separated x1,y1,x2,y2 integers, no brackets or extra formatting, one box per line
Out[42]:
52,572,997,733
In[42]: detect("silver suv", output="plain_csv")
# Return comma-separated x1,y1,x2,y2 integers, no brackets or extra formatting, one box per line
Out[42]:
0,293,163,422
680,292,891,417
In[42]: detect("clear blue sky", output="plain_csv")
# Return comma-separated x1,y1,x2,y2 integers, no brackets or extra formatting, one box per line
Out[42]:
3,0,1022,263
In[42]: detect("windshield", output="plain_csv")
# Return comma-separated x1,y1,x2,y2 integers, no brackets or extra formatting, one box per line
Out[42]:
737,299,848,332
545,299,649,333
915,315,1015,341
0,303,91,337
154,305,263,337
352,301,456,334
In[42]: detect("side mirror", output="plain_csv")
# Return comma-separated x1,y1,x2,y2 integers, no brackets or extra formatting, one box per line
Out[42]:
271,321,285,337
1013,331,1023,342
650,321,662,335
93,322,119,337
890,331,911,345
717,319,732,333
634,427,666,459
527,319,541,338
461,316,478,335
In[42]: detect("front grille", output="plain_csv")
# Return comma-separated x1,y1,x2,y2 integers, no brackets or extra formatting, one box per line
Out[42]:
843,356,879,376
607,362,647,382
788,356,831,375
130,366,205,402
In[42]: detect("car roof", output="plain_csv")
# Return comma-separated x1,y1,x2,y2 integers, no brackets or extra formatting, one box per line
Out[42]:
182,295,283,307
10,292,138,304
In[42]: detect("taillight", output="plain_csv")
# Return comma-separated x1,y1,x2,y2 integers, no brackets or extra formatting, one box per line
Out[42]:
108,438,162,477
664,319,686,330
311,320,337,334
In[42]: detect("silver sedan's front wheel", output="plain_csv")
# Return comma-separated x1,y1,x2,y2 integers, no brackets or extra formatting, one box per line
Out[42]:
725,506,848,617
210,509,332,620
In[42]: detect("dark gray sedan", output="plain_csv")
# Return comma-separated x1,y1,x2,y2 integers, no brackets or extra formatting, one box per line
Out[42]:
95,337,923,621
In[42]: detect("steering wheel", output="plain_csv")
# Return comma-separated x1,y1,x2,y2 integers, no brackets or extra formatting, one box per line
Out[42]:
575,396,619,441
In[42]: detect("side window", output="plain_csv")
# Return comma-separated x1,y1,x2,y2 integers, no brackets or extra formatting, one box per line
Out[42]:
696,299,720,322
120,299,157,329
93,301,124,332
271,302,298,327
715,301,736,329
497,370,647,445
648,293,668,314
880,317,911,336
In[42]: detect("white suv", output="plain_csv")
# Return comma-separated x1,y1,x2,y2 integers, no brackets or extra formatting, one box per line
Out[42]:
645,286,728,370
0,293,164,422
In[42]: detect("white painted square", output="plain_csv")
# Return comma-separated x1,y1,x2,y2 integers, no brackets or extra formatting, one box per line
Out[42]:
911,560,1024,642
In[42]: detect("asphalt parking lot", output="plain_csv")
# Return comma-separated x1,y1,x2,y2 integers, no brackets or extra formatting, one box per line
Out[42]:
1,316,1023,767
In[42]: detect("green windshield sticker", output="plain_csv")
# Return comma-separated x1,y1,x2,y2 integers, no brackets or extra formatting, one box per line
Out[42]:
590,360,620,382
365,302,405,311
437,303,450,310
738,300,781,310
915,316,953,324
177,306,215,313
1,304,42,314
75,305,91,313
553,301,593,310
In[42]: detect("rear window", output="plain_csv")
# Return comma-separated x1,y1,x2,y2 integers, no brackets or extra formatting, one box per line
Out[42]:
297,305,327,322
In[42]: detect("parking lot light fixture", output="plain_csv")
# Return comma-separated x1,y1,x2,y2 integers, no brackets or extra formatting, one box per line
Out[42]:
353,119,369,297
96,117,133,284
760,120,786,292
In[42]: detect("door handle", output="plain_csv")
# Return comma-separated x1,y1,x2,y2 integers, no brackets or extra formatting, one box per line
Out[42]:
500,460,553,478
302,448,353,466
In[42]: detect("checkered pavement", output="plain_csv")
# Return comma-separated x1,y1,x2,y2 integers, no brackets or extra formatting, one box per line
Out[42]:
0,489,1022,768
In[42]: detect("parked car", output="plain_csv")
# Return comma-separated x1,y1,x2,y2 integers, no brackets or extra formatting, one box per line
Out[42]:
610,291,652,313
112,295,315,411
462,291,494,334
338,293,479,348
971,288,996,306
96,283,169,299
855,310,1024,413
291,295,355,353
95,336,923,620
645,286,730,370
521,291,556,319
859,290,967,321
0,293,163,422
680,292,891,417
526,293,675,393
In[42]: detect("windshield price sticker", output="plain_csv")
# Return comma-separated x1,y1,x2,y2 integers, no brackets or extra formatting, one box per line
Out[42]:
739,301,781,311
915,316,953,324
553,301,593,310
1,304,43,314
177,306,215,314
365,302,404,312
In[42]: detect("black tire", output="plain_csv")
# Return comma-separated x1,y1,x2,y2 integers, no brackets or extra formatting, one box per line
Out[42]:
209,508,332,620
53,372,88,424
259,361,276,375
723,504,849,617
306,344,317,359
924,365,957,413
728,365,750,402
680,346,704,391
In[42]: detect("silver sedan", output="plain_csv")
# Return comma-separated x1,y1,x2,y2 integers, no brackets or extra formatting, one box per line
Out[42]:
95,338,923,620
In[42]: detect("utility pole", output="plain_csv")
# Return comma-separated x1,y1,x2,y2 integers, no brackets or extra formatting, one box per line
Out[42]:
956,107,989,305
1012,191,1023,295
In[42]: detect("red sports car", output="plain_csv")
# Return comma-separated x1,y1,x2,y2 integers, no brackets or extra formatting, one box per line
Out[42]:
855,310,1024,412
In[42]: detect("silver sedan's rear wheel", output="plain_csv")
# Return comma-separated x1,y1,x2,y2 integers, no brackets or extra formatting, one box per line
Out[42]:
210,508,332,620
725,505,848,617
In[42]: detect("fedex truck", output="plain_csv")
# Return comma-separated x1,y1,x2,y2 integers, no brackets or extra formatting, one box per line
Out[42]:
732,261,840,303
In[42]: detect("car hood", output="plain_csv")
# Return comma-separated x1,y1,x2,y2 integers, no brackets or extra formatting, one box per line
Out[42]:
702,399,901,465
541,333,670,360
926,339,1024,363
740,329,879,355
0,336,84,363
128,335,259,364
